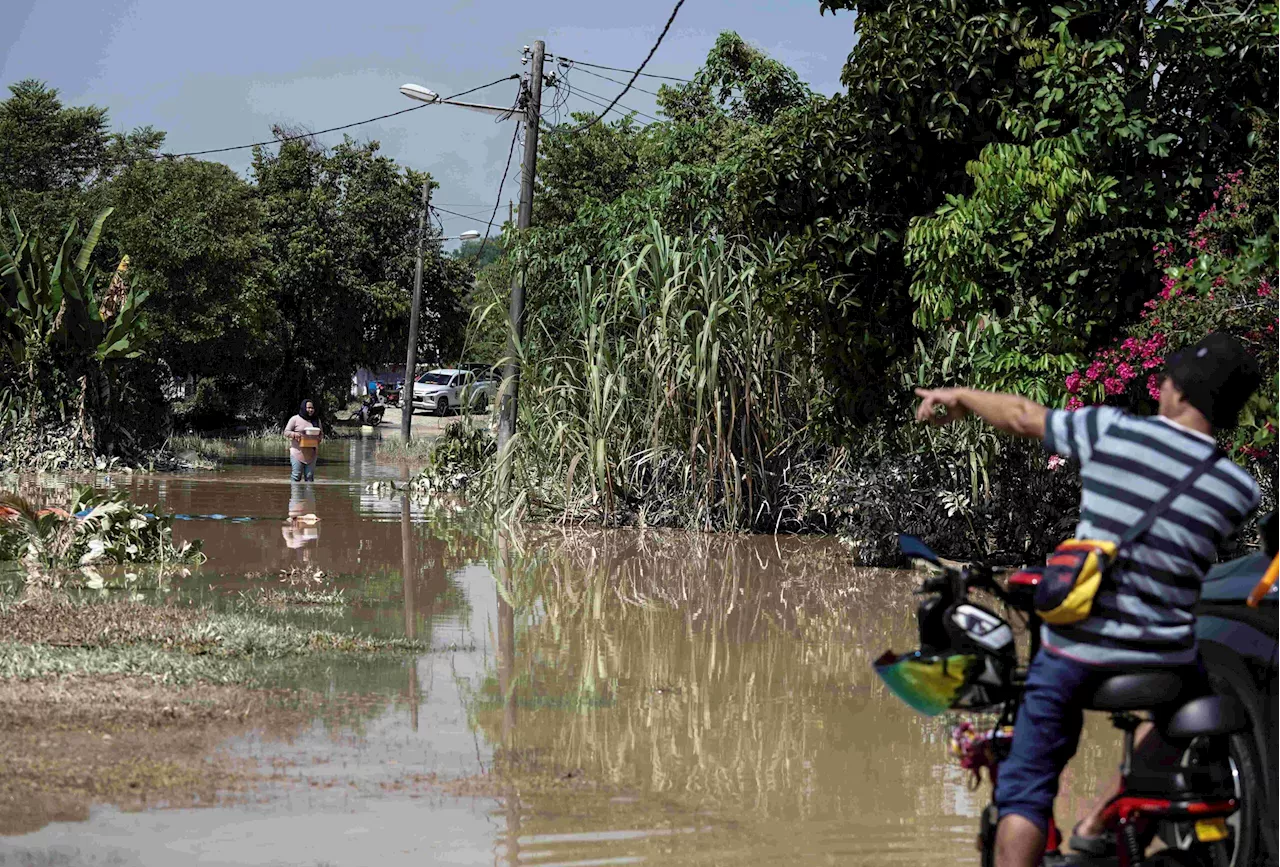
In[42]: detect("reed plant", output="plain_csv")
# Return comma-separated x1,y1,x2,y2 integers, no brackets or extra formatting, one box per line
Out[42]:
476,222,823,531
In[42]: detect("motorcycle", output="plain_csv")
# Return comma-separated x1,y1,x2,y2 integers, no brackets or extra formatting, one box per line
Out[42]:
356,397,385,426
876,522,1278,867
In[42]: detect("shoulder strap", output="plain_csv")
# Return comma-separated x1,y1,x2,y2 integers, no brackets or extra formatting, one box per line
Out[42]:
1120,447,1223,549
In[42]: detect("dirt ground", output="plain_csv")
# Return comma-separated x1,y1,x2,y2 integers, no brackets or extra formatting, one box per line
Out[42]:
0,675,315,835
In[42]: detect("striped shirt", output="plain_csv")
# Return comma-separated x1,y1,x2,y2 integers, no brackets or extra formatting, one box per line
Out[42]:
1042,407,1260,667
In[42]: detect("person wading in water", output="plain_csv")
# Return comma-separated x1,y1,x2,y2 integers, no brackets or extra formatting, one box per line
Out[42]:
914,333,1262,867
284,398,322,482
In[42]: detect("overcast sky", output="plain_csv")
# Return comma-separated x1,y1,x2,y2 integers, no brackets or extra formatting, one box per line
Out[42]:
2,0,854,239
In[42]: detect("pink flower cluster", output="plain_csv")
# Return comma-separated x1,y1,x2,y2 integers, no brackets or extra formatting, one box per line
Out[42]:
1065,333,1169,408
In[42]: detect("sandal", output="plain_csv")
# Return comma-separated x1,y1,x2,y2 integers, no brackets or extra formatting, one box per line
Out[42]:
1068,822,1116,856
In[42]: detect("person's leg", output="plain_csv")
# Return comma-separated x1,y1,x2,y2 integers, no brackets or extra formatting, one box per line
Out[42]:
993,649,1094,867
303,460,315,482
290,455,303,482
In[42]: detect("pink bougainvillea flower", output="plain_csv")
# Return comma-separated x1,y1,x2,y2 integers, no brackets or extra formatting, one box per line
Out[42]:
1104,377,1125,396
1117,362,1136,381
1064,371,1082,394
1085,361,1106,382
1143,357,1162,370
1066,396,1084,411
1047,455,1065,471
1146,374,1161,401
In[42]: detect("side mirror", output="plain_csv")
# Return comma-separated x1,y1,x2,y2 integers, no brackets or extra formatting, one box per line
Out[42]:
1259,509,1280,558
899,534,941,565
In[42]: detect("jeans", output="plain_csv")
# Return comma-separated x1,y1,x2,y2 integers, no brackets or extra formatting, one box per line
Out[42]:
994,648,1209,833
290,455,315,482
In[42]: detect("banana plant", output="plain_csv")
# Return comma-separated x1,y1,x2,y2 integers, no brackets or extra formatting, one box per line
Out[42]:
0,208,149,372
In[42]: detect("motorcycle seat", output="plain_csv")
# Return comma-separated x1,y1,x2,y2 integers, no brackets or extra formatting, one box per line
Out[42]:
1085,671,1184,711
1162,695,1248,739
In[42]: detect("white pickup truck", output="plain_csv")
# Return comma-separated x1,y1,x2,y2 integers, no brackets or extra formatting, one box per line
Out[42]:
411,368,497,416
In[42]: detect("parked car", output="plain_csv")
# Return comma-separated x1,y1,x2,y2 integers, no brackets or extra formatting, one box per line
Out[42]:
411,368,497,416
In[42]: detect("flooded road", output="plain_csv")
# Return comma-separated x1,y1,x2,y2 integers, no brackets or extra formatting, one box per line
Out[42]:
0,437,1118,866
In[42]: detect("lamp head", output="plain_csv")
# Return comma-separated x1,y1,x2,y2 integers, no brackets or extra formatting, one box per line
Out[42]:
399,84,440,104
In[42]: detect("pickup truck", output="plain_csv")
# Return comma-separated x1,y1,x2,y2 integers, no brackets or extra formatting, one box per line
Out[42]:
411,368,497,416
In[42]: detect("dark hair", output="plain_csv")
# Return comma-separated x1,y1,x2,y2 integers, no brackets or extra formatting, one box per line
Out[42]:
299,399,318,422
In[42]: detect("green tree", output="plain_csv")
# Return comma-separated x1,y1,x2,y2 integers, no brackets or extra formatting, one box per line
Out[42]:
0,80,163,237
91,158,277,423
252,133,472,417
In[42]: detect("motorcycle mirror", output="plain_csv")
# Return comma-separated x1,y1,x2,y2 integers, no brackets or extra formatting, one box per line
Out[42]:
1259,509,1280,558
899,534,941,566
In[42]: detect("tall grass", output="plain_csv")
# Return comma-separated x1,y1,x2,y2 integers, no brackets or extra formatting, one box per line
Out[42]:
483,223,821,531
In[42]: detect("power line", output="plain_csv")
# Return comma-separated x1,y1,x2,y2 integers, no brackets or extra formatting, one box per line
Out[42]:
431,205,493,221
567,64,663,98
553,55,690,83
157,75,520,159
569,86,658,123
472,124,520,264
574,0,686,134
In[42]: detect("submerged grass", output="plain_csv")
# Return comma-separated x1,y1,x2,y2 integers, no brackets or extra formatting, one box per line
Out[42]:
0,596,425,685
376,436,438,470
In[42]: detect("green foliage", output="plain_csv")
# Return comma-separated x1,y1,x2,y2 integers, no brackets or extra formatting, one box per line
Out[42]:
0,209,158,464
252,135,472,417
735,0,1276,424
411,420,497,497
92,157,276,421
0,486,202,569
0,80,164,238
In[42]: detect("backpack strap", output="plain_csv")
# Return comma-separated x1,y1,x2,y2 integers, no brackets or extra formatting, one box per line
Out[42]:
1119,446,1224,551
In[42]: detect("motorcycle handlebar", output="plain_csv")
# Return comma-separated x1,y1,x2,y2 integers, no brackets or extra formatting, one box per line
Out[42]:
912,560,1008,602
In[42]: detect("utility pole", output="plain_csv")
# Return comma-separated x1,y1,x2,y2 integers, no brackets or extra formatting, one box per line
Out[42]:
401,180,431,441
495,40,544,498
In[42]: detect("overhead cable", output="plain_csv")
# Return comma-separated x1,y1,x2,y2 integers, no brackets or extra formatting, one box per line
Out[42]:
569,84,659,123
472,124,521,264
431,205,494,221
573,0,686,134
553,55,690,83
568,64,662,98
157,75,521,159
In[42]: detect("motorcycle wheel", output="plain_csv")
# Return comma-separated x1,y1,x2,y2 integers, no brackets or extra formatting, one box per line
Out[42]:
1159,732,1260,867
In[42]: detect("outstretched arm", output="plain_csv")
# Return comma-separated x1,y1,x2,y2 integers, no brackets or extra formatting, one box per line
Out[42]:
914,387,1048,439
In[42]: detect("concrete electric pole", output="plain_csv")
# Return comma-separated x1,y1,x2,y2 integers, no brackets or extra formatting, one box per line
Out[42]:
495,40,544,498
401,180,431,441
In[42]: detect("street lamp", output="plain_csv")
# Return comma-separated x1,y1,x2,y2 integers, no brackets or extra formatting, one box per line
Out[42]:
400,84,515,118
397,82,519,443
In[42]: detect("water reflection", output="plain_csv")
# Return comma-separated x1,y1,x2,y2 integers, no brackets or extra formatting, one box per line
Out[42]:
281,481,320,550
462,529,1116,866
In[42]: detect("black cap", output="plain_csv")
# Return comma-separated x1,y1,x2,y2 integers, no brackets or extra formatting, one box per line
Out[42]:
1164,333,1261,430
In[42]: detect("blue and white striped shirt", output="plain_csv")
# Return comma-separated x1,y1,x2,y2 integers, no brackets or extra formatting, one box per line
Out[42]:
1042,407,1260,667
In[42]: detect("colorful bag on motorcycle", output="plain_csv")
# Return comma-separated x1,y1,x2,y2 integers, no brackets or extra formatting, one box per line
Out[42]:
1033,447,1225,626
1033,539,1118,625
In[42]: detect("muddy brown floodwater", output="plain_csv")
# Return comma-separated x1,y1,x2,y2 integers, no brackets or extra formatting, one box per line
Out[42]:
0,437,1119,866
